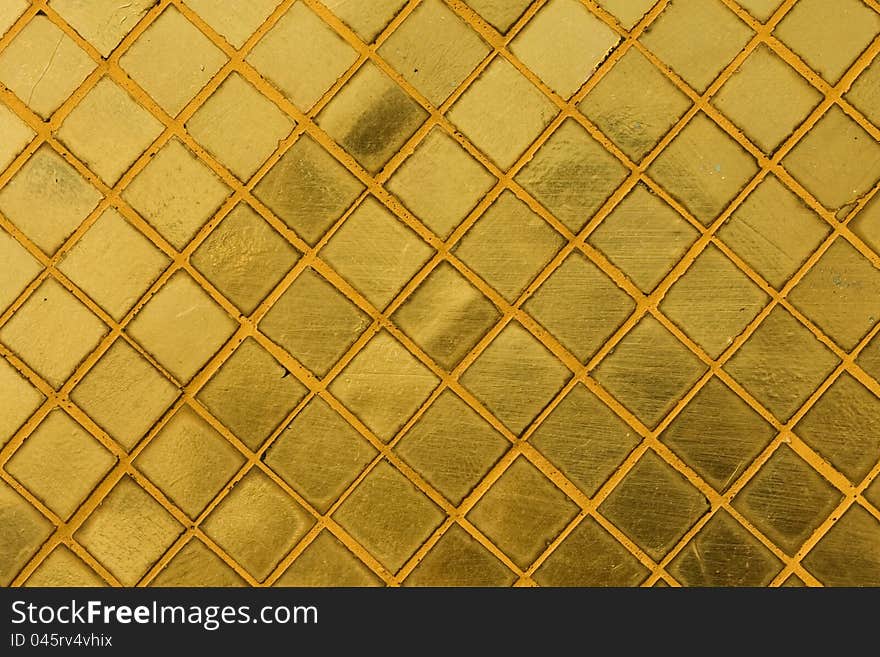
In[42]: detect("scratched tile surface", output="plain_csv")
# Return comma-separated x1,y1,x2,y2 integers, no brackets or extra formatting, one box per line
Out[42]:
1,0,880,588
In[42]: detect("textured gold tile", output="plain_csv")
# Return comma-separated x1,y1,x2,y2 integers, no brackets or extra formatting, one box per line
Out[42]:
322,0,407,43
24,546,104,587
404,524,515,586
0,356,43,449
858,332,880,385
852,193,880,255
0,101,34,172
803,506,880,586
782,574,806,587
865,477,880,510
596,0,656,29
275,531,380,587
183,0,282,49
0,479,53,586
0,228,41,314
462,0,532,34
0,0,27,37
48,0,153,57
737,0,784,22
847,56,880,127
150,539,246,587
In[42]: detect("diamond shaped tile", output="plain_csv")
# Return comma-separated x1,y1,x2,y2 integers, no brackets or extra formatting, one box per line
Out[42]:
333,460,444,572
525,253,635,362
0,101,33,172
718,175,829,289
461,321,570,435
661,377,776,492
593,316,707,428
275,531,380,586
865,476,880,511
847,56,880,127
191,203,299,314
150,538,245,587
600,450,709,560
58,209,170,321
49,0,154,56
448,58,558,170
126,271,237,383
0,479,53,586
322,0,406,42
329,331,439,442
0,278,107,389
454,191,564,301
0,0,27,38
123,139,230,251
247,1,357,112
6,410,115,520
789,239,880,350
202,469,314,581
783,106,880,212
186,73,293,181
852,193,880,256
531,383,639,498
463,0,532,33
0,145,102,255
395,390,509,505
321,196,433,309
379,0,489,106
183,0,282,49
712,45,822,153
24,545,104,587
259,268,369,377
596,0,657,29
467,457,578,569
197,338,307,451
75,476,182,585
120,6,227,116
0,15,95,118
649,112,758,224
264,398,377,512
858,331,880,384
733,445,841,555
737,0,784,21
640,0,753,93
0,229,41,314
404,524,515,587
803,505,880,586
516,119,629,233
392,262,500,370
0,356,42,449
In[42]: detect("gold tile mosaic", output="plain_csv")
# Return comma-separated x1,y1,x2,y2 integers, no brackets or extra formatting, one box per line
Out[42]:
1,0,879,588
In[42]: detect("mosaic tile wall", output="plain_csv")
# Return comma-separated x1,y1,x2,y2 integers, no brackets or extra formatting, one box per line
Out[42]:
1,0,880,587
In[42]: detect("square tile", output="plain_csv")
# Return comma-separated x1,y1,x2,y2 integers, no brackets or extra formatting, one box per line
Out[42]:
0,278,107,389
333,460,444,572
579,49,691,163
448,58,558,170
593,316,707,428
328,331,439,442
202,469,315,581
197,337,308,451
866,476,880,510
191,203,299,314
75,476,182,585
123,139,230,251
70,338,179,451
847,56,880,127
49,0,154,56
264,398,377,512
404,524,515,586
135,405,244,518
259,268,370,377
718,175,829,289
531,383,639,497
317,62,428,174
0,480,53,586
0,356,43,449
461,321,570,434
589,183,698,292
462,0,532,33
516,118,629,232
0,101,34,173
275,531,380,586
454,191,564,301
733,445,841,555
120,6,227,116
57,77,164,185
661,377,776,492
186,73,294,181
6,410,115,519
640,0,753,93
737,0,784,22
803,505,880,586
395,390,509,505
511,0,619,99
0,145,102,255
25,545,105,587
392,262,501,370
183,0,282,49
789,239,880,350
467,457,578,568
774,0,880,84
525,253,635,362
648,112,758,225
0,228,41,314
0,15,95,118
150,538,245,587
599,450,709,560
58,208,170,321
712,45,822,153
379,0,489,106
0,0,27,38
126,271,237,383
253,135,364,246
321,197,434,309
596,0,657,29
247,1,357,112
783,106,880,211
853,193,880,257
322,0,407,43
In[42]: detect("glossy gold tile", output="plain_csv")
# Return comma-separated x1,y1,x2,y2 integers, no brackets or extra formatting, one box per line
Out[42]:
150,539,246,587
802,505,880,586
24,545,105,587
322,0,407,43
404,525,515,586
275,531,380,587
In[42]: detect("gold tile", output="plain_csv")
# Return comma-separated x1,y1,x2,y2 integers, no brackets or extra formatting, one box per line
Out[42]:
150,539,246,587
596,0,657,29
333,460,444,572
736,0,784,22
0,277,107,389
0,101,34,172
322,0,407,43
865,477,880,510
462,0,533,33
135,405,244,518
0,356,43,449
0,228,41,314
275,531,381,587
857,332,880,384
852,193,880,255
328,331,439,442
467,457,578,569
395,390,509,505
183,0,282,49
461,321,571,435
803,506,880,586
48,0,154,57
6,410,115,520
781,574,806,587
0,0,27,37
24,546,104,587
404,524,515,586
847,56,880,127
247,2,357,112
0,480,53,586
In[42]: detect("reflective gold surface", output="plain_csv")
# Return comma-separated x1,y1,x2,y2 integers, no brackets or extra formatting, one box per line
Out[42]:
1,0,880,587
